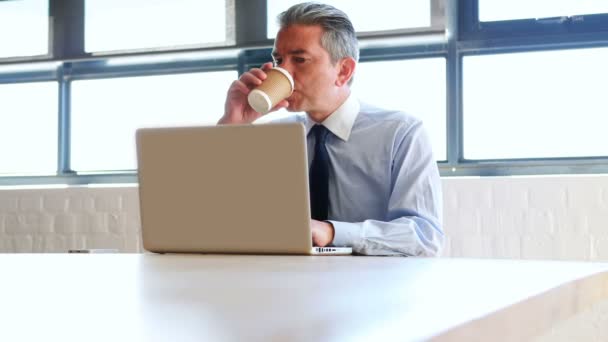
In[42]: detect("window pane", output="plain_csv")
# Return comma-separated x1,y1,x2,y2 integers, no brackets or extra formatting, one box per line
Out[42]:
71,70,237,172
353,58,447,161
463,48,608,160
480,0,608,22
85,0,226,52
0,82,57,175
268,0,431,38
0,0,48,58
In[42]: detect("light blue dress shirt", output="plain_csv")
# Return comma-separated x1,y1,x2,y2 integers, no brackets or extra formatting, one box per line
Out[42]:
271,94,444,256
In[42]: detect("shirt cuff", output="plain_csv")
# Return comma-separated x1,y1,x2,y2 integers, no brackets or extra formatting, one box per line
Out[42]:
328,220,360,247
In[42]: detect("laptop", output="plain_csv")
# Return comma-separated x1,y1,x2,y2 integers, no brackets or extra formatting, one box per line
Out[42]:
136,122,352,255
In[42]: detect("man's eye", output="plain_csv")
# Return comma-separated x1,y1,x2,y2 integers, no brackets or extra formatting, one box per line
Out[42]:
294,57,306,63
274,58,282,66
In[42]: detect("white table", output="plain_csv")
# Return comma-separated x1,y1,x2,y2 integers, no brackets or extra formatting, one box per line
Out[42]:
1,254,607,341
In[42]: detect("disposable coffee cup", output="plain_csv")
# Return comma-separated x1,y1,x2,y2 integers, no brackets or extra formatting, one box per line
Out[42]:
247,67,294,114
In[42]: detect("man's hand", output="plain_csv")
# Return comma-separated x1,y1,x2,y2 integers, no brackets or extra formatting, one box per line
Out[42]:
218,62,289,125
311,219,335,247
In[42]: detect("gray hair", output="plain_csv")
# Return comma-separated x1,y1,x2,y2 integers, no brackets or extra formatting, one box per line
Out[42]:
277,2,359,64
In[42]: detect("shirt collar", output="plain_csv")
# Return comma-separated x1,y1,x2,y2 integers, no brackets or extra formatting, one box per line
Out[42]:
305,94,360,142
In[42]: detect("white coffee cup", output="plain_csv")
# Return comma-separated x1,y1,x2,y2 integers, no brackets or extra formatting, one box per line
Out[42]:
247,67,294,114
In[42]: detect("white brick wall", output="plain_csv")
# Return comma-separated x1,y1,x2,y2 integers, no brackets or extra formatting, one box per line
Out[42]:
0,175,607,260
0,186,141,253
442,175,608,261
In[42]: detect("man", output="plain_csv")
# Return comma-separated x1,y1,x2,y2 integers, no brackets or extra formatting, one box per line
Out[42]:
218,2,443,256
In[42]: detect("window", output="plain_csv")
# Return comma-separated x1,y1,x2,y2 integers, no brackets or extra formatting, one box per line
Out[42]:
479,0,608,22
463,47,608,160
70,71,236,172
462,0,608,40
85,0,227,53
0,82,58,175
0,0,49,58
267,0,434,38
2,1,608,184
353,58,447,161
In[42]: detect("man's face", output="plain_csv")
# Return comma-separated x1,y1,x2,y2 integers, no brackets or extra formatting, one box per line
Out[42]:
272,24,342,114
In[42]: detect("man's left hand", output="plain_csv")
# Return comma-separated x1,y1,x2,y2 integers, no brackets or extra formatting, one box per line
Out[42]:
311,219,334,247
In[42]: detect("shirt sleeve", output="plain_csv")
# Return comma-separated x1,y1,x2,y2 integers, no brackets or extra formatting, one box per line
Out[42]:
330,122,444,256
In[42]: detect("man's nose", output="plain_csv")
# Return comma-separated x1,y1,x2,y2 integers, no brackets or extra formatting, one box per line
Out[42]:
275,61,294,76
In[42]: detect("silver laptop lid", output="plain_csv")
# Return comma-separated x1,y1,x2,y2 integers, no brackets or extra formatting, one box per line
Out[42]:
136,123,313,254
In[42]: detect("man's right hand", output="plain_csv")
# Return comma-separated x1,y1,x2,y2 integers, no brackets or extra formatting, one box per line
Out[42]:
217,62,289,125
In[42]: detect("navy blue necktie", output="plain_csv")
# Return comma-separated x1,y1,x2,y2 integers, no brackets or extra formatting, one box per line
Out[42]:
309,125,330,220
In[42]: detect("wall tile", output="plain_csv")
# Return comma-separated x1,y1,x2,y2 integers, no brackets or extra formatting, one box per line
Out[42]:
85,233,125,251
602,186,608,207
444,208,480,236
449,236,490,258
524,209,555,235
0,235,11,252
95,195,122,212
125,234,143,253
18,196,43,211
68,195,95,212
42,234,70,253
125,213,141,234
54,214,77,234
521,234,556,260
440,237,451,257
488,236,522,259
13,235,34,252
497,209,529,236
492,181,530,211
554,234,592,261
479,210,501,236
566,180,604,210
0,196,18,211
108,213,127,234
4,214,53,233
122,190,141,216
593,238,608,261
588,211,608,239
528,181,567,210
553,210,589,236
43,195,68,213
456,186,493,211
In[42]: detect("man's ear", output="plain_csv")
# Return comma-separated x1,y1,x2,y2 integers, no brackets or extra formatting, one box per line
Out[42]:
335,57,356,87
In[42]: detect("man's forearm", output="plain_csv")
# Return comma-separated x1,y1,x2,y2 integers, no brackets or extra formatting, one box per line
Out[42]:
329,217,444,256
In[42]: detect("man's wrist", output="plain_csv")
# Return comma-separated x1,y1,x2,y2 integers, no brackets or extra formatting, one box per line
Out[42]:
324,220,335,244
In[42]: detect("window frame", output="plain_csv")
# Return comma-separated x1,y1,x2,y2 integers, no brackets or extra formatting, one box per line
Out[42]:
454,0,608,176
1,0,608,185
460,0,608,41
